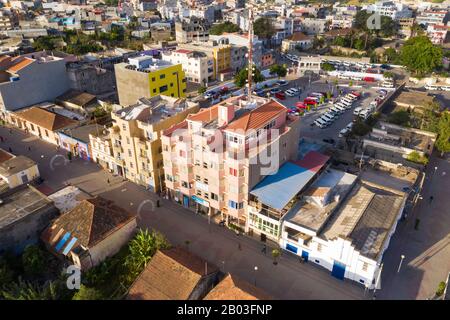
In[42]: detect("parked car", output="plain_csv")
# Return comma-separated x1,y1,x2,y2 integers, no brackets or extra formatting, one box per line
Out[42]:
275,91,286,100
276,80,289,87
339,127,350,138
314,118,327,128
353,107,362,115
285,88,299,96
322,138,335,144
270,88,281,95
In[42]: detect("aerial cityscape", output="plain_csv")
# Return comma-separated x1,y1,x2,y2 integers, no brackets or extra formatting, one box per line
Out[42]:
0,0,449,304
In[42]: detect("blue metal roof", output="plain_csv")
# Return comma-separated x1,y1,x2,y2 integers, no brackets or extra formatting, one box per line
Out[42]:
250,162,317,211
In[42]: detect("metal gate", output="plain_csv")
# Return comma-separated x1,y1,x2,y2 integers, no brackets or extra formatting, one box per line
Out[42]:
331,261,346,280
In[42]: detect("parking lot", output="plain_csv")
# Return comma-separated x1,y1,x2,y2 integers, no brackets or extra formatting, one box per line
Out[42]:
273,78,384,141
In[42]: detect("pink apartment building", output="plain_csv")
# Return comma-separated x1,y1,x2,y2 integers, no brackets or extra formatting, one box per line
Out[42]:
161,95,301,231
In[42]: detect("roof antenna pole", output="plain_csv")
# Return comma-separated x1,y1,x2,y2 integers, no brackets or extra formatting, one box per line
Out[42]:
247,7,254,103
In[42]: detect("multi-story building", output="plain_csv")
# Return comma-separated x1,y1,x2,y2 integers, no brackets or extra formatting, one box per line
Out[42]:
327,14,354,30
365,1,412,20
161,49,214,85
66,61,116,96
416,9,449,27
175,16,210,43
89,129,116,173
161,95,301,231
300,18,328,35
427,24,449,45
0,11,14,31
178,40,232,80
0,53,70,112
105,96,199,192
115,55,187,107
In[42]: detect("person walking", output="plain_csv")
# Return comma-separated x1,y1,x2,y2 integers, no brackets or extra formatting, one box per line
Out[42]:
262,245,267,255
0,136,3,142
429,196,434,203
8,147,12,153
238,242,242,250
28,146,31,151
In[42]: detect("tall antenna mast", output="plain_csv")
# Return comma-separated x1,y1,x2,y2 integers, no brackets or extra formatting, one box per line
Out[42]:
247,7,254,103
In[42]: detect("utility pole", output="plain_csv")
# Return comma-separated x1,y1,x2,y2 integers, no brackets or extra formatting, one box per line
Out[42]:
247,7,254,103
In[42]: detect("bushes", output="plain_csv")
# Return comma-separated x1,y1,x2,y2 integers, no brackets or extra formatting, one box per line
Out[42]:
352,119,372,136
406,151,429,165
436,281,446,296
22,245,47,276
72,285,104,300
388,110,411,126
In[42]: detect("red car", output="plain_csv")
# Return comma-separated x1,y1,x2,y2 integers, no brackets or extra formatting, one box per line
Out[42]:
275,92,286,100
363,77,375,82
304,98,318,105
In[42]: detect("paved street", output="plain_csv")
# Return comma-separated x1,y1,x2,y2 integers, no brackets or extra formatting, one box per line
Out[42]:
0,125,365,300
378,154,450,300
1,106,448,299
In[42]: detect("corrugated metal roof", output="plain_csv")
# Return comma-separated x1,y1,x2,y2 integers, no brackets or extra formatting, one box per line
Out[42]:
250,162,316,211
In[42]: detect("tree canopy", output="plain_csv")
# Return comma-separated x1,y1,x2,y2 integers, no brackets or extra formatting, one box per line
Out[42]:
269,64,287,78
209,22,241,35
400,36,443,77
234,65,265,88
253,17,275,40
435,111,450,155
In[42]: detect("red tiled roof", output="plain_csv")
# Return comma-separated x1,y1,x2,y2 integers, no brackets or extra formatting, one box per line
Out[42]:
294,151,330,172
15,107,78,131
224,100,286,132
204,274,273,300
175,49,193,54
187,105,219,123
7,57,34,74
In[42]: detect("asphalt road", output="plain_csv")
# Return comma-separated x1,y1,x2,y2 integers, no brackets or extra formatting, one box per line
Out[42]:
0,125,366,300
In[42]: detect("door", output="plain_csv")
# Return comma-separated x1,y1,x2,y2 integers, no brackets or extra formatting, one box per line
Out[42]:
183,195,189,208
260,233,266,243
301,250,309,262
331,261,346,280
21,174,29,184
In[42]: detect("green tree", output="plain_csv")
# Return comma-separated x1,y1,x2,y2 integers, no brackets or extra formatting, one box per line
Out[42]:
436,281,446,296
321,62,335,72
0,278,68,300
353,38,365,51
209,22,241,35
22,245,46,276
72,285,103,300
234,65,265,88
388,110,410,126
384,48,400,64
352,119,372,136
379,16,398,38
124,229,170,279
435,111,450,156
400,36,443,77
407,151,429,165
198,86,207,94
271,249,280,265
269,64,287,78
0,257,14,286
253,17,275,40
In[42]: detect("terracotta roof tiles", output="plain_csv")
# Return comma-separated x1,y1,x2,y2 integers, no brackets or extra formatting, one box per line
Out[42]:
15,107,78,131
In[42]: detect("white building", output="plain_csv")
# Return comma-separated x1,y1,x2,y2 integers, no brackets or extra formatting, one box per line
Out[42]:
365,1,413,20
416,10,449,27
427,24,449,44
280,174,406,289
161,49,214,85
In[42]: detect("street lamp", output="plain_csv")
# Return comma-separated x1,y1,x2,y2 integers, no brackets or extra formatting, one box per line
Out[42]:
397,255,405,273
254,266,258,286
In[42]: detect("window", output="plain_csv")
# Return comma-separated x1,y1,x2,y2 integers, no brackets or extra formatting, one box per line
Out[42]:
122,124,126,130
228,200,243,210
159,85,168,93
196,190,202,196
211,193,219,201
126,137,130,144
45,130,49,137
128,149,132,157
130,162,133,168
314,260,320,264
317,243,322,252
204,192,209,199
153,88,157,93
203,178,208,185
195,160,200,166
195,175,201,181
359,279,365,284
152,77,156,81
362,262,368,271
203,162,208,169
181,181,189,188
182,78,186,83
170,82,174,87
159,74,165,79
229,168,237,176
179,150,186,157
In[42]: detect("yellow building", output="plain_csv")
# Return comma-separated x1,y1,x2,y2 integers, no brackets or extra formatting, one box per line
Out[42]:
115,55,187,107
97,95,199,192
178,41,232,80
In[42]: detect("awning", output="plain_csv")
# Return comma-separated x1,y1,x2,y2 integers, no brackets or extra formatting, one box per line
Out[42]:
250,162,317,211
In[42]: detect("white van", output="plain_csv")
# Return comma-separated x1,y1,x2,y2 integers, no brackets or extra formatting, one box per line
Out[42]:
322,113,335,123
359,109,372,120
340,100,353,109
353,107,362,115
314,118,327,128
335,104,347,112
341,97,353,105
331,106,344,114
